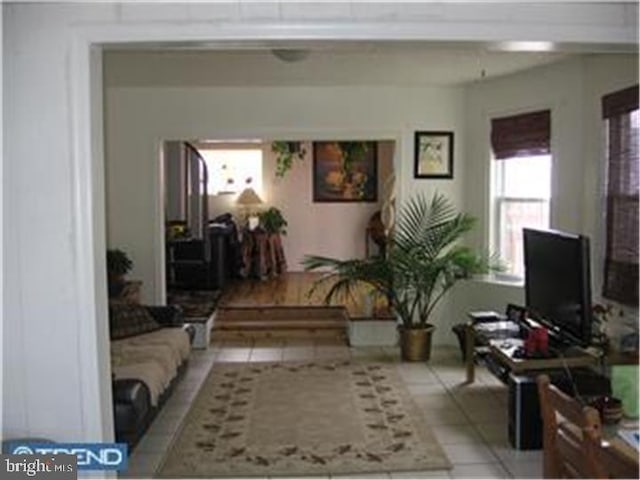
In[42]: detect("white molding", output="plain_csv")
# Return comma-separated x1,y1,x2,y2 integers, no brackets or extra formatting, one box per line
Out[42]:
81,18,637,48
69,35,113,442
67,11,636,440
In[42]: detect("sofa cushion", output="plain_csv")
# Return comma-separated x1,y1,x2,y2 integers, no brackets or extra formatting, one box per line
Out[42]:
109,303,161,340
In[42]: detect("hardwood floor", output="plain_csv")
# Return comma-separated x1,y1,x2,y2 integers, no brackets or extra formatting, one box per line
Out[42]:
219,271,392,320
213,272,393,342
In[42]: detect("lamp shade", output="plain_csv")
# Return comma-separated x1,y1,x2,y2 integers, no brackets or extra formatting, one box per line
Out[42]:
236,187,263,206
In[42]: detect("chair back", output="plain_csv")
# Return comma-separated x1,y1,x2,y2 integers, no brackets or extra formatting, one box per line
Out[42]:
537,374,607,478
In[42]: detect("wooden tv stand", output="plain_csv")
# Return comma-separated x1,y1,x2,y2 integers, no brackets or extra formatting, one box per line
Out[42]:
464,321,600,383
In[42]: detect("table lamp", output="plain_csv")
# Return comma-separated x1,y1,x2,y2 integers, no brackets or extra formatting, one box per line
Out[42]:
236,187,263,230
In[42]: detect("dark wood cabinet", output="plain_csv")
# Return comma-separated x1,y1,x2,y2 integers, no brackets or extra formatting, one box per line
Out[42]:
166,227,234,290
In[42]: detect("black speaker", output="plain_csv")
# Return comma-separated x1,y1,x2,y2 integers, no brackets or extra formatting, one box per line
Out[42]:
508,373,543,450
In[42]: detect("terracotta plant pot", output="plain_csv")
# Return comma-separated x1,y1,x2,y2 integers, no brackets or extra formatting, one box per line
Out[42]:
399,325,435,362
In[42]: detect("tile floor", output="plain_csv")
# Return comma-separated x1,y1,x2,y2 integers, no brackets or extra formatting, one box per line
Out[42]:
123,339,543,479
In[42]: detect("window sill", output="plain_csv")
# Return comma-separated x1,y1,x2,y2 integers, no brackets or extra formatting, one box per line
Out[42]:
471,273,525,288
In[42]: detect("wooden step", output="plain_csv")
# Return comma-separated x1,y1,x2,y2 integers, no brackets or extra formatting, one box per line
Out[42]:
215,319,347,330
216,305,347,321
211,306,349,343
213,329,348,342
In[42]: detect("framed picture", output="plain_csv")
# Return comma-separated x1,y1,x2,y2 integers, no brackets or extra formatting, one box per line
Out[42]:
313,141,378,202
414,131,454,179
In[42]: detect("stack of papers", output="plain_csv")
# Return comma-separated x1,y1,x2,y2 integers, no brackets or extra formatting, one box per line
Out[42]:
474,321,520,332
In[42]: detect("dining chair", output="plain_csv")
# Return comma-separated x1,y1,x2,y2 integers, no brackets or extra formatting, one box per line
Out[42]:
537,374,607,478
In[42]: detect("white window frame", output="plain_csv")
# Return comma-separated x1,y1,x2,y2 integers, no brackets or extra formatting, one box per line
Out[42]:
491,155,552,281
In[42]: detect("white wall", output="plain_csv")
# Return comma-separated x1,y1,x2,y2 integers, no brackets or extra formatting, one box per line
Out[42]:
168,140,394,270
104,83,465,303
452,54,639,344
3,0,637,445
260,140,395,270
3,3,117,445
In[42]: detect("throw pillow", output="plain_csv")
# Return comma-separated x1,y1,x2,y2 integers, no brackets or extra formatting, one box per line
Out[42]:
109,303,161,340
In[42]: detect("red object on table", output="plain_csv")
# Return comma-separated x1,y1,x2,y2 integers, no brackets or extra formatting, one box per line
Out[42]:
525,327,549,355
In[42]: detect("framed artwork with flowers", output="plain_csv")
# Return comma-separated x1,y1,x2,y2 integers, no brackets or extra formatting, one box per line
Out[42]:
312,141,378,202
414,131,454,179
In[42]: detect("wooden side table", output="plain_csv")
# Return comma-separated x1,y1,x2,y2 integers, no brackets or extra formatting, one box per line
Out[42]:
241,230,287,279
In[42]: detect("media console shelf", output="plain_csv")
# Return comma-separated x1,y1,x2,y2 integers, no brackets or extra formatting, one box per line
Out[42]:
463,315,612,451
488,343,599,374
464,320,600,383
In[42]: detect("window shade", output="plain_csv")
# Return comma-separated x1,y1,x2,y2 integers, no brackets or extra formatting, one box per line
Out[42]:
602,85,639,119
602,85,639,306
491,110,551,160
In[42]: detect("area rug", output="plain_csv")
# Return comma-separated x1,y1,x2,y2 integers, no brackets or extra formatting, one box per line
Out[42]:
157,360,451,477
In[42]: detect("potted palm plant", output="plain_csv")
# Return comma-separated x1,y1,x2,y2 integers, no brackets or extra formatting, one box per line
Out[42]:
303,193,500,361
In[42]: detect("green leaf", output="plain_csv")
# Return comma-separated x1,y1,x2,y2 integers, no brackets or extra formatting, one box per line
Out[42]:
302,192,502,328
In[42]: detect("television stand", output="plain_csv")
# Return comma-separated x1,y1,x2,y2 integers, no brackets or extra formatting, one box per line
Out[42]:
488,342,598,375
464,320,600,383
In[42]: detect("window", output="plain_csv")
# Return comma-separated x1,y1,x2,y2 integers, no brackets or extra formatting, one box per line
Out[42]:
602,85,639,305
493,155,552,278
199,148,263,195
491,110,552,278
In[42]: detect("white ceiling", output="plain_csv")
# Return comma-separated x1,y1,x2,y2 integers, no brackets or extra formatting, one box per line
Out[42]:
104,41,578,87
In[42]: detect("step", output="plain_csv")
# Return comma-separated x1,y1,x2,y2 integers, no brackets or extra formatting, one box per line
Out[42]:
211,306,349,343
214,319,348,331
213,329,348,342
216,306,347,322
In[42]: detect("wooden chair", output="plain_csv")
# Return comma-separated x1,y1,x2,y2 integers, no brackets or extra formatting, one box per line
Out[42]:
537,374,638,479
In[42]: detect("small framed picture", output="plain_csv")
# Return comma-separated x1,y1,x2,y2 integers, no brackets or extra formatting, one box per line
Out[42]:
414,131,454,179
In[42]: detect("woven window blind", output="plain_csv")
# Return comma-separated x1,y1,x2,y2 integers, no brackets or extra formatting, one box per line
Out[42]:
491,110,551,160
602,85,639,305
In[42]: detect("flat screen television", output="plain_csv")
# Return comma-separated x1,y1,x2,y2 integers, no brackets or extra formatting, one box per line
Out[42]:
523,228,593,347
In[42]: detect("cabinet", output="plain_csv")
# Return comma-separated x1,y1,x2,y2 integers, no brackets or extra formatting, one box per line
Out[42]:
166,226,234,290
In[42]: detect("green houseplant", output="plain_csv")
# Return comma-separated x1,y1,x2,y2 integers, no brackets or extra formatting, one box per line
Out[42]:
272,141,306,178
259,207,288,235
303,193,500,361
106,248,133,297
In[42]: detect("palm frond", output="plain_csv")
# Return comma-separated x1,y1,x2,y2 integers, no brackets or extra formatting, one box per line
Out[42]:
302,193,502,329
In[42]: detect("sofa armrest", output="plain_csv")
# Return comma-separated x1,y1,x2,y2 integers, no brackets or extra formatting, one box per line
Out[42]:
182,324,196,344
112,379,150,406
144,305,184,327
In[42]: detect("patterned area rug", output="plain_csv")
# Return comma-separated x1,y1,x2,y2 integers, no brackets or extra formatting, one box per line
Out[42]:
157,361,451,478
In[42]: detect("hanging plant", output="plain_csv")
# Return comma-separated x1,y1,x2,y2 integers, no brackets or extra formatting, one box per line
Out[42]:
272,141,306,178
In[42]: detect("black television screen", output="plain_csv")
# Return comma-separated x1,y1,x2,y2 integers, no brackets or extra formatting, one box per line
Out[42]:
523,228,592,347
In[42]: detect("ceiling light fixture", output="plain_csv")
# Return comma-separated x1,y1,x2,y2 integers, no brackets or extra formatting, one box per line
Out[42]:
491,41,555,52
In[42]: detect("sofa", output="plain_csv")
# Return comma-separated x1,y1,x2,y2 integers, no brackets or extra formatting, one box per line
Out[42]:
109,303,194,449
